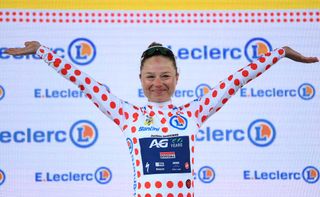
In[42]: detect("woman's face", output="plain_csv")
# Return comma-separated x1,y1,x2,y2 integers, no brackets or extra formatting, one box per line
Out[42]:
140,56,178,103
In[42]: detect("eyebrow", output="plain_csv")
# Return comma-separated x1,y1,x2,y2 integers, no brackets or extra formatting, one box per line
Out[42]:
144,72,172,75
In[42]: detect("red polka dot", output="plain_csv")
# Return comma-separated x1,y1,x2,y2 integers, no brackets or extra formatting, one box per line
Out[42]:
93,86,99,93
242,70,249,77
220,82,225,89
79,85,85,91
133,137,137,144
204,98,210,105
184,103,190,108
144,181,151,189
222,98,228,104
167,194,174,197
250,63,258,70
85,77,91,84
212,90,218,97
201,115,207,123
137,171,141,178
272,57,278,64
178,193,183,197
149,111,155,116
131,126,137,133
125,112,129,119
145,194,151,197
195,110,199,118
167,181,174,188
47,53,53,61
161,118,166,124
70,76,76,82
86,94,92,99
101,94,108,101
266,64,271,70
134,148,139,155
94,102,99,108
191,135,195,141
187,193,192,197
259,57,266,63
228,75,233,81
118,108,123,115
114,118,120,125
110,102,116,109
64,64,71,70
187,111,192,117
199,105,203,113
278,48,285,55
136,160,140,166
122,125,128,130
192,146,195,153
53,59,61,67
155,181,162,188
156,194,163,197
162,127,168,133
133,113,139,121
234,79,240,86
178,181,183,188
228,88,235,95
265,52,271,56
74,70,81,76
61,69,67,75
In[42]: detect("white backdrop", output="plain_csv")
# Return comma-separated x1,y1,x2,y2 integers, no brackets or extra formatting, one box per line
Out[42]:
0,9,319,197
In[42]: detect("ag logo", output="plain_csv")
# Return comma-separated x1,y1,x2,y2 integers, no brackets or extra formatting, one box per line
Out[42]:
298,83,315,100
302,166,319,184
95,167,112,184
149,139,168,148
198,166,215,183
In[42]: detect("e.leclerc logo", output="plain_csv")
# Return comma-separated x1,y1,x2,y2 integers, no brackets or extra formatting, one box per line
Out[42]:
240,83,316,100
197,166,216,183
244,37,272,62
0,120,98,148
68,38,96,66
244,166,319,184
0,169,6,186
196,119,276,147
0,38,96,66
0,85,5,101
164,37,271,62
35,166,112,185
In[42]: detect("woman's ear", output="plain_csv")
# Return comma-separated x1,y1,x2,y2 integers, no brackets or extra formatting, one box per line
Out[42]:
139,74,142,79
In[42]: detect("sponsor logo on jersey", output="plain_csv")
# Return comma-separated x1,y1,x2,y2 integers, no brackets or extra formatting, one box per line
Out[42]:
170,115,188,130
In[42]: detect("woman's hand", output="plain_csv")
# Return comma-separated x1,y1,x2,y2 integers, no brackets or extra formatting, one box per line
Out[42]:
283,46,319,63
4,41,41,55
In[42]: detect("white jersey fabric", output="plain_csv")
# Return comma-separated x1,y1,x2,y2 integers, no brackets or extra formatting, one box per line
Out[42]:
36,46,285,197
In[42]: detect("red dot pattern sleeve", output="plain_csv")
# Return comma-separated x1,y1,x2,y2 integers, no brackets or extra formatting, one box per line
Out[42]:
185,48,286,127
36,46,137,131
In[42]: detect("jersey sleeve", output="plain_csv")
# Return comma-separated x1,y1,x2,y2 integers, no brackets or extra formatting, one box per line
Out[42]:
36,46,135,131
183,48,286,128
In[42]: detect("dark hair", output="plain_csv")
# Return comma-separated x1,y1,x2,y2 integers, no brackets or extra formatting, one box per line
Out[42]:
140,42,178,74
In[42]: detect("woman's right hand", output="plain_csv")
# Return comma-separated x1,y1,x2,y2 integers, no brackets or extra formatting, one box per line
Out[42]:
4,41,41,55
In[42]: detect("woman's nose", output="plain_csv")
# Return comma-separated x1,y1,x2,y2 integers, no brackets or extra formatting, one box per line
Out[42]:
154,77,162,86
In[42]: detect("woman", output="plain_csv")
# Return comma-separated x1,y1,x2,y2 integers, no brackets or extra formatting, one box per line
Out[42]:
5,42,318,197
